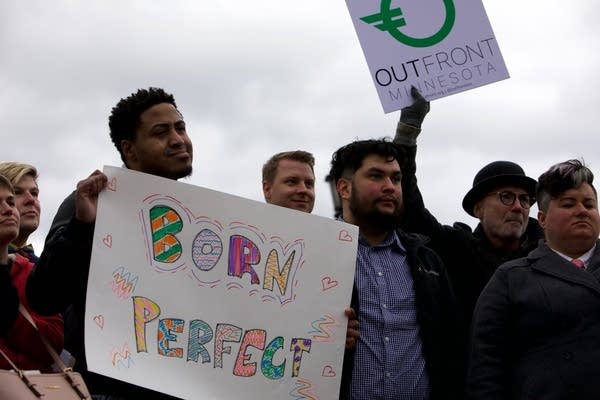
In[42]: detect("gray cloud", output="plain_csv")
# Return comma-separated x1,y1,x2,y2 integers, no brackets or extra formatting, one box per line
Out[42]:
2,0,599,252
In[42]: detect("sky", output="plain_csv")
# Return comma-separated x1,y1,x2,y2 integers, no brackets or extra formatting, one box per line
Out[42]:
2,0,600,253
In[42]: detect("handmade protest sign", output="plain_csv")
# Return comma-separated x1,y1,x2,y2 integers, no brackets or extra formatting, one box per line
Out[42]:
346,0,509,112
85,166,358,399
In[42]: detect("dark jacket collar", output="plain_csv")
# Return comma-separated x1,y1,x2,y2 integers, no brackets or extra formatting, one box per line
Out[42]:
527,240,600,294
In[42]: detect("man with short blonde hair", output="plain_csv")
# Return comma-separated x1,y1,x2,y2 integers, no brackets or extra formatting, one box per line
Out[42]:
262,150,316,213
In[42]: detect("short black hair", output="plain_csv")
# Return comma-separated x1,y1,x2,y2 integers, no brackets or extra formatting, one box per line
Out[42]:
108,87,178,164
329,139,404,183
537,159,596,212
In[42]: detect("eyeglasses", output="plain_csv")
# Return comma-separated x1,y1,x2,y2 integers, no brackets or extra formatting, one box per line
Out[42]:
493,191,533,209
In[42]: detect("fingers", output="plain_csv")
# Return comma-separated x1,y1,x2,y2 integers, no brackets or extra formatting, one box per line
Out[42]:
75,170,108,223
77,170,108,195
345,307,359,349
410,86,430,110
345,307,357,320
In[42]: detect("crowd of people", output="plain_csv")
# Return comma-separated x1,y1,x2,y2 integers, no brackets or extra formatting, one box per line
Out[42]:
1,86,599,399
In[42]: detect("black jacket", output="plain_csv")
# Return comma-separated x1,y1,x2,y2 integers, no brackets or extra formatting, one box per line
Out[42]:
27,192,178,399
399,145,544,327
339,230,463,400
467,241,600,399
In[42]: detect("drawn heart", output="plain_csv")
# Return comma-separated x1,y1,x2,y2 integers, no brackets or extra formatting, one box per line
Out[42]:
322,365,336,377
93,315,105,330
107,177,117,192
338,230,352,242
102,235,112,248
321,277,338,291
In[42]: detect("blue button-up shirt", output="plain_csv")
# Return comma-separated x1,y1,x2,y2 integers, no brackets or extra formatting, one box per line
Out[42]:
350,230,429,400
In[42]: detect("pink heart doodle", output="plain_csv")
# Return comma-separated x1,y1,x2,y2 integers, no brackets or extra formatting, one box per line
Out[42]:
338,230,352,242
107,177,117,192
322,365,336,377
102,235,112,248
321,277,338,291
93,315,105,330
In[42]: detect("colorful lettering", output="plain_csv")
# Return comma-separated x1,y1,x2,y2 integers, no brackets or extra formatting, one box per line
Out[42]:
187,320,213,363
233,329,266,377
228,235,260,284
263,249,295,295
192,228,223,271
261,336,285,380
150,205,183,263
158,318,184,358
132,296,161,353
214,323,242,368
290,338,312,377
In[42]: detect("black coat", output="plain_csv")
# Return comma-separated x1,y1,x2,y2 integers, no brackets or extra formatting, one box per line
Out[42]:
466,241,600,399
339,230,463,400
399,145,544,327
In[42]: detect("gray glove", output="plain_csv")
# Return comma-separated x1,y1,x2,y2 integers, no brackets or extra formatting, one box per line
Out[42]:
400,86,430,129
394,86,430,147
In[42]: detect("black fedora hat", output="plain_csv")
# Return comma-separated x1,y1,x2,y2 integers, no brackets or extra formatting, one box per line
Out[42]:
462,161,537,217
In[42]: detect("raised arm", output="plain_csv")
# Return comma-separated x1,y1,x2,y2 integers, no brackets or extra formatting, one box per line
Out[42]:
27,170,107,315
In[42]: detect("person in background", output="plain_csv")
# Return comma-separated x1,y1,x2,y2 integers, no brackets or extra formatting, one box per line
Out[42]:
0,162,41,262
0,174,63,371
394,88,543,328
262,150,316,213
467,159,600,399
330,139,461,400
262,150,359,348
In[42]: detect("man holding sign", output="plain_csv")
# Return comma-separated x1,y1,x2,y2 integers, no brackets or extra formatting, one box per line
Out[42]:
394,89,543,331
329,139,462,400
28,87,188,399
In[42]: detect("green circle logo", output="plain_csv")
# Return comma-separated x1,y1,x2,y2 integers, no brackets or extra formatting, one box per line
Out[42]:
360,0,456,48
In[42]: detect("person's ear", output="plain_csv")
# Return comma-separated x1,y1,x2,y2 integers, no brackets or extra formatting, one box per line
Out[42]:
538,210,546,229
262,181,271,202
337,178,351,201
121,140,137,165
473,199,484,219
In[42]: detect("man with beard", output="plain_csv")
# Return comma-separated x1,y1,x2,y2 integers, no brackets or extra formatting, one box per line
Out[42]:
27,87,190,399
329,139,461,400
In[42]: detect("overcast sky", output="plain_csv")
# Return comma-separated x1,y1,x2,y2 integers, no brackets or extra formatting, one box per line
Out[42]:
2,0,599,252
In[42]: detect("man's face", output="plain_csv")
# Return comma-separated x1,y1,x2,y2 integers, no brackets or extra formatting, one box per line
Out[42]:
0,187,20,245
538,183,600,258
474,185,531,247
14,174,40,240
342,154,403,230
122,103,193,180
263,159,315,213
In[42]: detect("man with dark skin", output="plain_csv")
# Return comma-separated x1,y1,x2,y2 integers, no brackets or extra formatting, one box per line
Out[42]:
28,87,191,400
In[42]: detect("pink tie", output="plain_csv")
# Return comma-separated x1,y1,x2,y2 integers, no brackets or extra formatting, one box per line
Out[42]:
571,258,585,269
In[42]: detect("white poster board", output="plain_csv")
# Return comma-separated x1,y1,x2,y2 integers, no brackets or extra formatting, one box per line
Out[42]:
85,166,358,400
346,0,509,112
